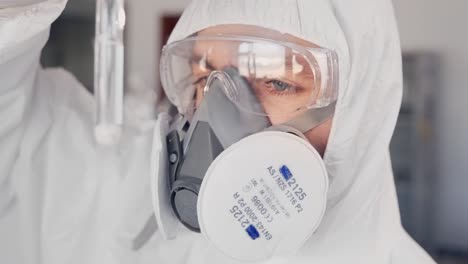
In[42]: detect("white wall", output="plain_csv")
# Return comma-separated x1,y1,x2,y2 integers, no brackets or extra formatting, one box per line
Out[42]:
123,0,468,250
125,0,191,94
393,0,468,249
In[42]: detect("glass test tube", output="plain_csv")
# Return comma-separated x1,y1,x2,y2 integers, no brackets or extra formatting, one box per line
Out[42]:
94,0,125,145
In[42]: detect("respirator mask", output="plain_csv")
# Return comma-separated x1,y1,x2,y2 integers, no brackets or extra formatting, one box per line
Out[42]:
151,35,339,262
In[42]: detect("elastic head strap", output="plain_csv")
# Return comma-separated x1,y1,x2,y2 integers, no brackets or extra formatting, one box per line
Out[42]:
283,102,336,134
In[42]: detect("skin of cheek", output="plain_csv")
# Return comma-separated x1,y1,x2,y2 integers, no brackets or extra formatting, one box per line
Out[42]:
263,100,333,157
267,117,332,157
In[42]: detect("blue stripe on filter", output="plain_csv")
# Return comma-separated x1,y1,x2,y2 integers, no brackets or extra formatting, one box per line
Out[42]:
245,224,260,240
279,165,293,181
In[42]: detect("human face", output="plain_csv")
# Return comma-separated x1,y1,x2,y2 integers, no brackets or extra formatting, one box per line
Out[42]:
190,24,333,156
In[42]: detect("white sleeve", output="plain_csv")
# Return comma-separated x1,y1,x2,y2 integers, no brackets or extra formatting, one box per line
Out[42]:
0,0,49,8
0,0,67,210
0,0,67,62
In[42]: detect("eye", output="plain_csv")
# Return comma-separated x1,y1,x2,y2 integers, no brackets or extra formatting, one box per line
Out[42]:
266,80,292,92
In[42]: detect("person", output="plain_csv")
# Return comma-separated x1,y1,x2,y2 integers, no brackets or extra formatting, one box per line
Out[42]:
0,0,436,263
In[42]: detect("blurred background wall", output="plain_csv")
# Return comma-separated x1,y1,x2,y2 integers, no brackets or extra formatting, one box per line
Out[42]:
41,0,468,262
392,1,468,256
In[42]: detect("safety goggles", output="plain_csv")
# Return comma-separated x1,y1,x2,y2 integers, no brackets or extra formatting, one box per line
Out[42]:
160,35,339,118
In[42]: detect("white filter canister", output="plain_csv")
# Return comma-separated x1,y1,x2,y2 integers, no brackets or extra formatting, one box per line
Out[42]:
198,131,328,262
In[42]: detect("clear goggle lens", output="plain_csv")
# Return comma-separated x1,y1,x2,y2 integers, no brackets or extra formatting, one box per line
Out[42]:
160,36,339,118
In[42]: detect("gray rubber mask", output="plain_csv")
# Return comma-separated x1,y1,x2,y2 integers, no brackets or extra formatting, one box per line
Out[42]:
166,68,336,232
167,68,270,232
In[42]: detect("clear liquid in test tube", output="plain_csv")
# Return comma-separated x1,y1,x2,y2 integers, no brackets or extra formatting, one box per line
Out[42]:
94,0,125,145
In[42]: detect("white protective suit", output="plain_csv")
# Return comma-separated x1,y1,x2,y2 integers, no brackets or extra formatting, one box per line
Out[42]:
0,0,436,263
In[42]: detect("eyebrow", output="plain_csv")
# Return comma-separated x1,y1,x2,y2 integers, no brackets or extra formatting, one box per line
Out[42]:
190,55,216,71
284,55,315,79
190,52,315,80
